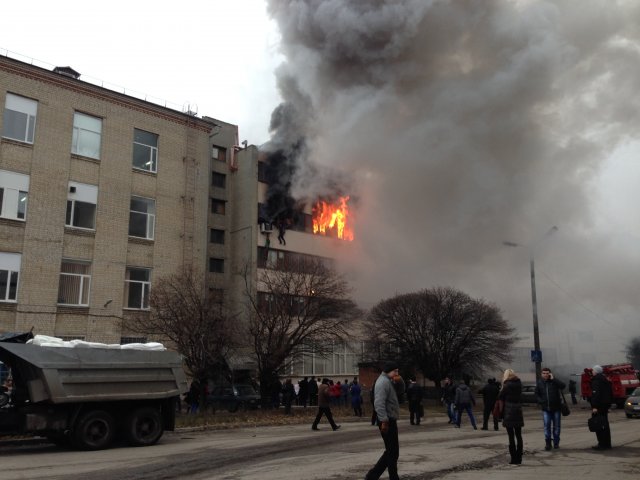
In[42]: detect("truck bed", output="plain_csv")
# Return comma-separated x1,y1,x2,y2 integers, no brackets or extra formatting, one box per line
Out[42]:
0,343,187,404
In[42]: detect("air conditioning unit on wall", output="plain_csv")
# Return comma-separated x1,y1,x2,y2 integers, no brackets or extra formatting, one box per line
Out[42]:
260,222,273,233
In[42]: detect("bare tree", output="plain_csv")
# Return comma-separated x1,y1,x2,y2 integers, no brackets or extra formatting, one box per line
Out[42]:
243,259,359,404
626,336,640,370
129,267,239,384
364,287,516,385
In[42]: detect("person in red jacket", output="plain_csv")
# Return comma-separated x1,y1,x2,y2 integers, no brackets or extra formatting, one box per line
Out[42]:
330,381,341,406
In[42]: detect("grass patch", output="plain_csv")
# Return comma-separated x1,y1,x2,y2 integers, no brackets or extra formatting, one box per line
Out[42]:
175,402,447,430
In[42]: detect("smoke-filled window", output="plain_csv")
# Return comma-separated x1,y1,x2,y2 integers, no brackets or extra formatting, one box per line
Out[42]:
289,213,313,233
258,161,268,183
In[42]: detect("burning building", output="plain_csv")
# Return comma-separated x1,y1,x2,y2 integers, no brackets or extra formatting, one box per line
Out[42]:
228,145,361,379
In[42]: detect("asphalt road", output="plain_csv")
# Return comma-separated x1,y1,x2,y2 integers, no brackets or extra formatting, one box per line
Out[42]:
0,405,638,480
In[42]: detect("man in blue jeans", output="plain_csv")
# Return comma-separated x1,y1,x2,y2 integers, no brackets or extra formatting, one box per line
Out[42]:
365,361,401,480
535,367,566,450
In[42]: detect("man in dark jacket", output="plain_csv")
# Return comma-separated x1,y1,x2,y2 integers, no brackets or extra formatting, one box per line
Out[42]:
311,378,340,431
441,377,456,424
479,378,500,431
568,379,578,405
535,367,566,450
298,377,309,408
308,376,318,406
454,380,477,429
406,377,423,426
590,365,613,450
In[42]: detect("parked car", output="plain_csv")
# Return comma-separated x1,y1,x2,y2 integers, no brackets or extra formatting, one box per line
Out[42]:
520,384,538,404
624,387,640,418
207,384,261,413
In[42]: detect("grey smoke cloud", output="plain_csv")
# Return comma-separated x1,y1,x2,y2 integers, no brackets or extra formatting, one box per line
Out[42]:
265,0,640,365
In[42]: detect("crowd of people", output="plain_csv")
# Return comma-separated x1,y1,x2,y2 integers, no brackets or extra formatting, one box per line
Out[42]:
365,363,614,478
180,363,615,479
276,376,366,413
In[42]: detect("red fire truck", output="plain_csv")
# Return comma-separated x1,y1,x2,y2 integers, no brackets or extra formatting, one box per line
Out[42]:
581,363,640,408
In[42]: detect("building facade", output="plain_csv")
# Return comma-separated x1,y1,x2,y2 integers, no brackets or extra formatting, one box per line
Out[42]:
229,147,362,379
0,54,237,343
0,53,361,379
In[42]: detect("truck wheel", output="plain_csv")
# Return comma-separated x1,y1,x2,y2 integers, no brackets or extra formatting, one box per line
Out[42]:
228,402,239,413
73,410,115,450
125,407,164,446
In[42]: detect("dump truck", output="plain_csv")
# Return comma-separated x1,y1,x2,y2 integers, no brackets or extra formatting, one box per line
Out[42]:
0,333,187,450
580,363,640,408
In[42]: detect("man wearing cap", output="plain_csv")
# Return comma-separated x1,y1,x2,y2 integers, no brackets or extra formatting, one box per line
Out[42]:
365,361,401,480
590,365,613,450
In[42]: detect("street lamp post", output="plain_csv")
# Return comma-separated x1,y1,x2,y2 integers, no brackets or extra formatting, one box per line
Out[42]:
529,254,542,381
503,226,557,382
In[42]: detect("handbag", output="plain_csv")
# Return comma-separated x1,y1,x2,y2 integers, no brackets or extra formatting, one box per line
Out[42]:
492,399,504,419
588,413,605,432
560,390,570,416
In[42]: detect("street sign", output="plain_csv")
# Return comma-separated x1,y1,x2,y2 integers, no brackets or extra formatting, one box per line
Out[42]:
531,350,542,363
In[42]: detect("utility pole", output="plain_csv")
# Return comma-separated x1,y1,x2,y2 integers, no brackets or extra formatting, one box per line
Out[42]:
504,226,557,382
529,255,542,381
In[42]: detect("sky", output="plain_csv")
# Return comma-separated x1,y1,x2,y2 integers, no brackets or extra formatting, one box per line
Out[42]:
1,0,282,145
2,0,640,369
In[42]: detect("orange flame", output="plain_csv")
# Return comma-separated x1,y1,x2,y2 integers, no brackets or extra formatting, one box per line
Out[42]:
312,196,354,241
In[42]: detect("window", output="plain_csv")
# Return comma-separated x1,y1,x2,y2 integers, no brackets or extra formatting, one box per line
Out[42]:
212,146,226,162
258,292,275,313
124,267,150,309
2,93,37,144
0,170,29,221
267,249,285,270
211,198,226,215
0,252,20,302
132,129,158,173
209,257,224,273
72,112,102,159
211,172,226,188
257,247,334,273
66,182,97,229
57,260,91,306
210,228,225,244
129,196,155,239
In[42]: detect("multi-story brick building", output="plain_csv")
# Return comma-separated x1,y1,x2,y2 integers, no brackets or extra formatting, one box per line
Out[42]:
0,53,361,379
0,54,237,343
